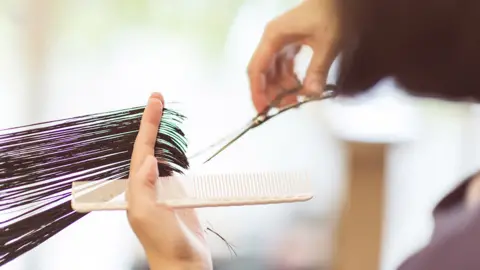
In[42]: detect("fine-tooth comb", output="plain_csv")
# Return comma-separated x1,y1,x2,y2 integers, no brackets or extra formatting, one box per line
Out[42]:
71,171,313,212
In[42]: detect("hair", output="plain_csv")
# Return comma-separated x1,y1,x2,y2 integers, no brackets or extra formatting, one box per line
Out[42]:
337,0,480,102
0,106,189,266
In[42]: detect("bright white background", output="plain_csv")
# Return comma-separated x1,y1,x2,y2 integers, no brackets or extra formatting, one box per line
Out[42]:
1,1,480,269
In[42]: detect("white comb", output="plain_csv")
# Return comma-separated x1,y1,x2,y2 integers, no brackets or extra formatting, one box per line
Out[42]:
71,171,314,213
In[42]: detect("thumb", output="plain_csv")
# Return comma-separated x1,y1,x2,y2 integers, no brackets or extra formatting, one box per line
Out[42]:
302,43,337,94
302,53,328,94
130,155,159,200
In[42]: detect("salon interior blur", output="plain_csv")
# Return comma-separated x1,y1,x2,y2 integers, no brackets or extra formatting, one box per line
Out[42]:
1,0,480,269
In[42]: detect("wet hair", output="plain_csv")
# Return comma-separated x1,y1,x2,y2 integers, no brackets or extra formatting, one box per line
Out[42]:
0,106,189,266
336,0,480,102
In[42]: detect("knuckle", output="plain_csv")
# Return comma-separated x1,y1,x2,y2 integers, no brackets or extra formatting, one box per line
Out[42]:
246,64,257,77
263,21,278,38
145,170,158,186
173,242,196,261
127,206,149,227
247,60,263,78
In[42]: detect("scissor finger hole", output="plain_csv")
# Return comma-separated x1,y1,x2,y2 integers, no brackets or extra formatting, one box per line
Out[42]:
266,87,294,108
266,107,280,117
278,95,298,108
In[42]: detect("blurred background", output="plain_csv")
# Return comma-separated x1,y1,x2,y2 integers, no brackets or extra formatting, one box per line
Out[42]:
1,0,480,269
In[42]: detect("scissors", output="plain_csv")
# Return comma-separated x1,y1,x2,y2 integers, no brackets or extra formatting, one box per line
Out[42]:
190,84,338,163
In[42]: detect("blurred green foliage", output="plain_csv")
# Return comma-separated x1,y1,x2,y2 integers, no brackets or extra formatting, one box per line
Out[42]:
46,0,246,58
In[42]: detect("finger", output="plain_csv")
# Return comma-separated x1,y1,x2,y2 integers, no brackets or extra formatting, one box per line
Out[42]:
263,54,284,105
250,73,269,114
266,47,301,108
248,22,290,113
302,44,337,95
127,155,159,204
278,80,299,108
283,43,302,68
130,93,164,175
127,157,205,257
157,177,204,240
127,155,160,229
128,157,186,231
278,47,301,107
248,43,273,113
265,83,280,107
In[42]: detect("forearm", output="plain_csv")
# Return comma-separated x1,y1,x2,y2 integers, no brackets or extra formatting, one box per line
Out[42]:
149,259,211,270
398,210,480,270
147,253,212,270
398,173,480,270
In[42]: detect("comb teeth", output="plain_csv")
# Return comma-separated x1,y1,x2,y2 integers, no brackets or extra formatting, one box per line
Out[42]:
71,171,314,212
189,171,311,199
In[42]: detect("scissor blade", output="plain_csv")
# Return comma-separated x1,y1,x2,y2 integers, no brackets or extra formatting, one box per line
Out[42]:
188,120,254,164
191,87,337,164
187,121,250,160
202,126,252,163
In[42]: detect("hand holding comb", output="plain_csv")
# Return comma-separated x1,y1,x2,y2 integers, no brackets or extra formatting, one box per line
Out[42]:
0,95,190,266
0,85,337,266
73,84,338,212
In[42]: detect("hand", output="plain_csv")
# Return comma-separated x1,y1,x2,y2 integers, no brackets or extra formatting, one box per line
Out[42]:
247,0,340,113
466,173,480,209
126,93,212,270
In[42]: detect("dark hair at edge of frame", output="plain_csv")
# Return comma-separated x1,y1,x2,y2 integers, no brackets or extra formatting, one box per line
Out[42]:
336,0,480,102
0,106,190,266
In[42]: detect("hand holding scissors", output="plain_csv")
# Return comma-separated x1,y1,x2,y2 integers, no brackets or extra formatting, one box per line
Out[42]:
190,84,337,163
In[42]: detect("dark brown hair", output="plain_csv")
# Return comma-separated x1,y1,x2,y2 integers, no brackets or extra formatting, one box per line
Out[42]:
0,106,189,266
337,0,480,102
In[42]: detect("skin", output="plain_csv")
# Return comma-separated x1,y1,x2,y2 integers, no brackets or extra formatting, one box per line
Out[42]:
128,0,480,269
466,174,480,210
128,1,341,268
247,0,340,113
127,93,212,270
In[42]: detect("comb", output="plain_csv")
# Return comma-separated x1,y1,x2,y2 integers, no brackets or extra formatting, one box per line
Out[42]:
71,171,314,212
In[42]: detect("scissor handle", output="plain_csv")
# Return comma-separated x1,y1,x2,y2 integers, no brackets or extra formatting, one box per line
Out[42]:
256,84,337,124
269,84,336,108
270,88,301,107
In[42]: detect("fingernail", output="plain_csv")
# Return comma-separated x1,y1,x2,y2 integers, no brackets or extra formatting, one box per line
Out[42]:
149,93,164,105
148,96,163,107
